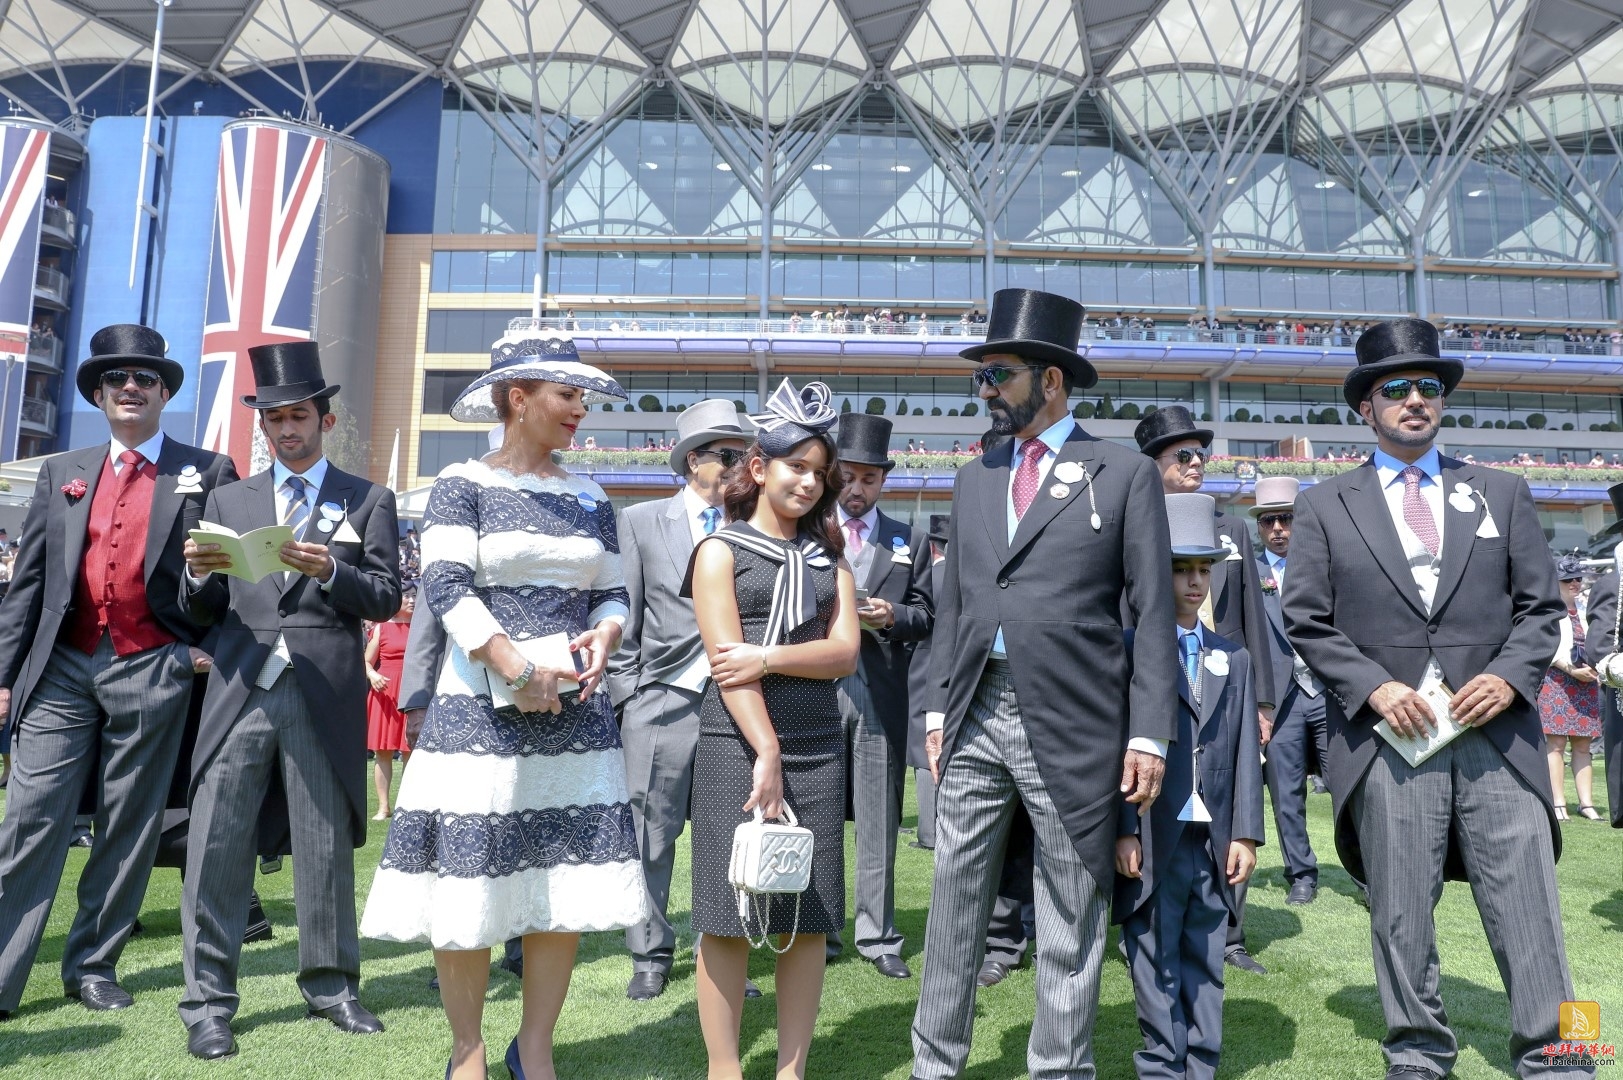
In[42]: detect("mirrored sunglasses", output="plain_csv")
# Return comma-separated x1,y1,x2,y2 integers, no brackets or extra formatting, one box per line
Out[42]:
1374,377,1444,401
1161,447,1209,465
971,365,1039,391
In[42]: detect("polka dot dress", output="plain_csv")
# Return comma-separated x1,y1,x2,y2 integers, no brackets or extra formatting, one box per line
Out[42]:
689,527,846,938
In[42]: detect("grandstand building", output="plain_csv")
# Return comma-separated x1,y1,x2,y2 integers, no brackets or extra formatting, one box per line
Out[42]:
2,0,1622,538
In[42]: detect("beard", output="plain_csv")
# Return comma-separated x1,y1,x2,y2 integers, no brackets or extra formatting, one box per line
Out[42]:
1371,406,1439,449
988,378,1045,436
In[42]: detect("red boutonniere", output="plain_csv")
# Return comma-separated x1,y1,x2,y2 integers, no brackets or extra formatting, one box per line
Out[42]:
62,478,88,502
1261,577,1278,595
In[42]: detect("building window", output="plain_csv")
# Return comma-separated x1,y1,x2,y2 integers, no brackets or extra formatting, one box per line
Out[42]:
423,370,482,413
425,310,530,353
419,430,493,477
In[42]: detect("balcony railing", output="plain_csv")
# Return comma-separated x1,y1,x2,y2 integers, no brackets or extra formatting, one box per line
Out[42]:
26,334,63,372
39,205,75,248
502,316,1623,358
33,266,70,307
19,396,57,433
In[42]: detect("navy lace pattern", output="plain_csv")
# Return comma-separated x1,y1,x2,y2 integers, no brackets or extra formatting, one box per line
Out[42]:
418,691,622,757
426,475,619,550
380,803,639,878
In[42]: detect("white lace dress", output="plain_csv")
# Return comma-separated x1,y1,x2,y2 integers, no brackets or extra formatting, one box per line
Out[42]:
360,459,648,949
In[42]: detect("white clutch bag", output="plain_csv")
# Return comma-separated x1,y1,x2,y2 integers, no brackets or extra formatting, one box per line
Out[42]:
727,804,813,951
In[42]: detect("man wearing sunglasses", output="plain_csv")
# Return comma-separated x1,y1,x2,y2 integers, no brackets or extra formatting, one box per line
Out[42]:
0,325,237,1020
912,289,1176,1080
1134,404,1277,975
607,399,756,1002
1284,318,1576,1080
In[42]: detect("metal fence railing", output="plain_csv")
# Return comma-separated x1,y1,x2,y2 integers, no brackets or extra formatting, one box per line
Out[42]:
503,316,1623,358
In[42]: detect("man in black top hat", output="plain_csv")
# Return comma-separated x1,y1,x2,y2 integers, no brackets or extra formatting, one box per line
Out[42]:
0,325,237,1020
912,289,1175,1078
1133,404,1276,974
179,341,400,1060
906,513,953,851
1285,318,1577,1080
830,412,934,979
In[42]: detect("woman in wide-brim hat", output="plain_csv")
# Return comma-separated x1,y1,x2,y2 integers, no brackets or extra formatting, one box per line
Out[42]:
1538,552,1603,822
361,331,649,1080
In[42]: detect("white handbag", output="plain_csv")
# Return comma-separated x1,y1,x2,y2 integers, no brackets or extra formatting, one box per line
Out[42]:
727,803,814,952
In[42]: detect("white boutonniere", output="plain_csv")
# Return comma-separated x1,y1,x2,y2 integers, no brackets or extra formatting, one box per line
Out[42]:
175,463,204,494
1453,482,1500,538
1204,650,1230,676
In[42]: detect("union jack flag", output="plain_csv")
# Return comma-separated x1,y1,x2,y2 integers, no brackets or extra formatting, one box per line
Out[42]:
0,126,47,459
196,125,327,471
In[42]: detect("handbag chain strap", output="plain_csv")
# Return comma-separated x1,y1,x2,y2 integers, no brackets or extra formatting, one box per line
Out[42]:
737,889,802,954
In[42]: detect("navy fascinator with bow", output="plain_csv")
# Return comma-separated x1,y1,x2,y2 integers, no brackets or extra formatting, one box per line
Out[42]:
749,378,838,456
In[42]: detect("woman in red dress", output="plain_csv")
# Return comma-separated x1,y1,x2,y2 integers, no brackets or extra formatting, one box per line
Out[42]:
1540,557,1603,821
366,585,415,819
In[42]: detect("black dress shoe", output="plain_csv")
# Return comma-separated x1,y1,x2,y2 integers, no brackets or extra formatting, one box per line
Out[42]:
1286,880,1318,906
870,955,912,979
428,974,439,991
244,893,273,943
1224,948,1267,975
187,1017,238,1060
67,978,134,1010
744,978,762,999
497,953,523,979
907,841,934,850
1385,1066,1443,1080
626,971,666,1000
976,960,1012,987
307,1000,384,1034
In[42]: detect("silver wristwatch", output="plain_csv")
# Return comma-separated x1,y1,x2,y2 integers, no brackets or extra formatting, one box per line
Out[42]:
507,661,536,690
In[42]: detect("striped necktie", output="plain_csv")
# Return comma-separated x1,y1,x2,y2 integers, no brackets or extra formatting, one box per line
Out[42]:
282,475,310,537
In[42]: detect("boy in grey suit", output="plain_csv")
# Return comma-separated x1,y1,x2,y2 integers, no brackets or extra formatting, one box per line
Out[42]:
1115,492,1263,1080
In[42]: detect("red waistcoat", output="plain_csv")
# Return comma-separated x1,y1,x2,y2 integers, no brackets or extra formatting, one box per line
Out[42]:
64,454,177,656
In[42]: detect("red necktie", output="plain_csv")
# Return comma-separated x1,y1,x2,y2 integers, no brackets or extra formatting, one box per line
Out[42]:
1012,439,1047,519
118,450,144,489
1401,466,1439,557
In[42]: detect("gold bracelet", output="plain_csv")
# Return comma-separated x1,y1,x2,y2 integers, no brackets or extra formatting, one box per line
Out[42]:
762,646,771,677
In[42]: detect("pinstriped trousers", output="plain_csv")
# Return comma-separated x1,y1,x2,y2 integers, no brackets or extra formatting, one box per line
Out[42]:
1353,728,1589,1079
911,663,1111,1080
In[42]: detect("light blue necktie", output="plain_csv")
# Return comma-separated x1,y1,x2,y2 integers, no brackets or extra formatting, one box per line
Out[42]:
282,475,310,537
1181,632,1200,693
701,507,721,535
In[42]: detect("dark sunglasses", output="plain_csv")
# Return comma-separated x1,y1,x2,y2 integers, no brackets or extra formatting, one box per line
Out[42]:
1373,377,1445,401
971,364,1040,390
101,369,162,390
1160,447,1209,465
1258,512,1294,528
694,448,746,468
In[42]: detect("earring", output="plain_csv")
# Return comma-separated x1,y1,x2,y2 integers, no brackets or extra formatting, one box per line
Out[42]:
519,407,526,425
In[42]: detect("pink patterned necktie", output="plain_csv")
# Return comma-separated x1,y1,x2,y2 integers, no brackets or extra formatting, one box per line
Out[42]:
1401,465,1439,557
844,517,866,554
1012,439,1047,519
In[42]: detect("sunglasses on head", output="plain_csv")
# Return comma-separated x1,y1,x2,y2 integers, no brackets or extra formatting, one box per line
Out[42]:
971,364,1040,390
694,448,746,468
100,369,162,390
1258,512,1294,527
1373,377,1445,401
1161,447,1209,465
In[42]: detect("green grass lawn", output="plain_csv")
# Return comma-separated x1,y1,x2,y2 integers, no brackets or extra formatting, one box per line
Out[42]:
1,769,1618,1079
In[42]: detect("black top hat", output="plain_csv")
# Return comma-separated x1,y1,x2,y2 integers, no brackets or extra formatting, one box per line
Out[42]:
959,289,1096,389
1343,319,1463,410
1134,405,1213,460
1603,481,1623,536
836,413,895,470
241,341,340,409
76,324,185,405
928,513,951,545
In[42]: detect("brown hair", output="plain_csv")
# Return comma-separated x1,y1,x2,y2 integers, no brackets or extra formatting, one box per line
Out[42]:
490,378,546,422
722,435,846,558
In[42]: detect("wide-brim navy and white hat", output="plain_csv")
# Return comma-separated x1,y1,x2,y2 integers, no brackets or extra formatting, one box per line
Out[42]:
449,331,627,423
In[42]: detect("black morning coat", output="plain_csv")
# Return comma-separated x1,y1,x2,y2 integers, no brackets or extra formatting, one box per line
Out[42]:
183,463,401,847
0,439,238,729
1581,569,1623,828
1113,627,1264,924
1282,457,1563,883
851,508,935,756
927,425,1179,890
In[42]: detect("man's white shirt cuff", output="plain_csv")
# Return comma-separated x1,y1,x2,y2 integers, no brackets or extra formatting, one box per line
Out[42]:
925,710,945,732
1127,737,1167,758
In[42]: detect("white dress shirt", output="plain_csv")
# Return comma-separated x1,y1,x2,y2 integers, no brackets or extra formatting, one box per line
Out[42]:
254,456,335,689
109,430,166,473
1372,446,1445,611
667,485,722,692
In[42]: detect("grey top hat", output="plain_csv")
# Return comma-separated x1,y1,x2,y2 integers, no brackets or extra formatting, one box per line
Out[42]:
1166,493,1228,558
1248,475,1301,517
669,399,752,476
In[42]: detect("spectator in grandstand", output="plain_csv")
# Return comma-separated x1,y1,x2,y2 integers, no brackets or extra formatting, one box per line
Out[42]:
789,312,803,332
